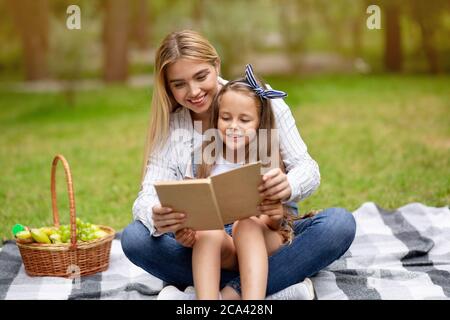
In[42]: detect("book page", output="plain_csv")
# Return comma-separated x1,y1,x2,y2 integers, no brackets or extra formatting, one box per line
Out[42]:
154,179,224,230
210,162,264,225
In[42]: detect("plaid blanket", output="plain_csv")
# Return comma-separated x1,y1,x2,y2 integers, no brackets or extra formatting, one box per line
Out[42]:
1,202,449,300
314,202,450,299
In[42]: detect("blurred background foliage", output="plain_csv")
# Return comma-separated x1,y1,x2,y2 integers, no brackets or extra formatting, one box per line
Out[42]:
0,0,449,83
0,0,449,239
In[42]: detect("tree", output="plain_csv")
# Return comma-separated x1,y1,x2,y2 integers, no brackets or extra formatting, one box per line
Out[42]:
278,0,311,72
7,0,49,81
202,1,260,78
103,0,130,82
382,0,403,72
191,0,205,30
408,0,448,74
130,0,150,50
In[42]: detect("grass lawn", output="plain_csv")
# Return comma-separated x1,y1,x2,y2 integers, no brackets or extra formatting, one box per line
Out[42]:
0,74,449,240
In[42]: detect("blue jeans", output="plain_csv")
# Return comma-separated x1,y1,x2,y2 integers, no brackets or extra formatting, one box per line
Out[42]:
121,207,356,295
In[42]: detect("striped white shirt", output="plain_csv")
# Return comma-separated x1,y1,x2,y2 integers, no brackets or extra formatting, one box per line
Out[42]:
133,81,321,236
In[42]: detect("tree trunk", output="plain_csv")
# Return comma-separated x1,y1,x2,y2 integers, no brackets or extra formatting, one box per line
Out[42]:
131,0,150,50
192,0,205,30
383,2,403,72
7,0,49,81
417,22,440,74
352,15,363,58
279,0,307,73
410,0,442,74
316,0,343,53
103,0,130,82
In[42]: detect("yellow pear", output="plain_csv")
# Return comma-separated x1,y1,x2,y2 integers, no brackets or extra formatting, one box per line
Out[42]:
40,227,57,236
31,228,51,244
15,230,33,244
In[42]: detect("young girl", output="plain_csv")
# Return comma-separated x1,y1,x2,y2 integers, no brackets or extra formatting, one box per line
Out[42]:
176,64,297,300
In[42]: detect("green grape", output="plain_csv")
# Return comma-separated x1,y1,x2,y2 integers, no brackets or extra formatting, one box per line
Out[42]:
86,232,96,241
94,230,108,239
63,230,70,242
81,232,89,241
61,233,70,243
49,233,62,244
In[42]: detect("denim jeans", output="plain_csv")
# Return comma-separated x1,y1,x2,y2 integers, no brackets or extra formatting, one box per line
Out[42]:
121,207,356,295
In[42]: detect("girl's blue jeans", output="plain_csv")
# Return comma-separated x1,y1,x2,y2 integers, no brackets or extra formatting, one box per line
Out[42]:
121,207,356,295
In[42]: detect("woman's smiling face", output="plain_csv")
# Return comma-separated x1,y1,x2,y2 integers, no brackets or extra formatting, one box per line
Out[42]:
166,58,220,115
217,90,260,152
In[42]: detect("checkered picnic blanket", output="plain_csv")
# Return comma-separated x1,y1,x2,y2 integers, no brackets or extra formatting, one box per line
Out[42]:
1,202,449,300
314,202,450,299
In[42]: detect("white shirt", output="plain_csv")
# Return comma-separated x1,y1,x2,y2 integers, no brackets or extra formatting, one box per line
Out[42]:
210,157,242,177
133,79,321,236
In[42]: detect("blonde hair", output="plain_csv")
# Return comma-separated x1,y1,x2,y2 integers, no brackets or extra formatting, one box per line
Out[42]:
141,30,220,180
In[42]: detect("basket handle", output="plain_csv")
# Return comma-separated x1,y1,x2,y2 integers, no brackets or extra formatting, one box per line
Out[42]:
51,154,77,249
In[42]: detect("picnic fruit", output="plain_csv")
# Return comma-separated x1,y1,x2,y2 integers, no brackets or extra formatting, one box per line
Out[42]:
12,224,33,243
15,230,33,244
49,233,63,244
40,226,58,236
16,230,32,239
30,228,51,244
94,230,108,239
12,224,27,236
12,218,110,245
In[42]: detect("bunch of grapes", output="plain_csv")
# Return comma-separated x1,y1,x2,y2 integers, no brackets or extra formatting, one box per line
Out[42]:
58,218,109,243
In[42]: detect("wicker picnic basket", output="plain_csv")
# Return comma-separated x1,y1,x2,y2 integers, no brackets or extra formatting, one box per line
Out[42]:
16,154,115,277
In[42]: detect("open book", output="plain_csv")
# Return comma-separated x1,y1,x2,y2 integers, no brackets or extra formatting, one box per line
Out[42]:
154,162,263,230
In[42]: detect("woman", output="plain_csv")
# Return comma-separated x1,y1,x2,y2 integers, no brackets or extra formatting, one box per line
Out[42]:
121,30,356,300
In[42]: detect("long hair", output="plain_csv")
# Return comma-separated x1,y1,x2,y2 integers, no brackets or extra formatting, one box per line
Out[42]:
141,30,220,181
196,77,277,179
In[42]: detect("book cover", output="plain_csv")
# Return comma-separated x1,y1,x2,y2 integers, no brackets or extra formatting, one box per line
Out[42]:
154,162,263,230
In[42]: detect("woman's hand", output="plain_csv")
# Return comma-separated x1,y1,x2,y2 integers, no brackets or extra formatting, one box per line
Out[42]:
175,228,197,248
152,205,186,234
257,200,284,230
258,168,292,201
258,200,284,220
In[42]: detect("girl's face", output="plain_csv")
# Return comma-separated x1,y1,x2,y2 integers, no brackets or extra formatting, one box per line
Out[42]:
217,90,260,152
166,58,220,115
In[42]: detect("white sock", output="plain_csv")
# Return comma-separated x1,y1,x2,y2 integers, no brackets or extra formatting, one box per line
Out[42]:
184,286,196,294
179,285,222,300
266,278,315,300
157,285,196,300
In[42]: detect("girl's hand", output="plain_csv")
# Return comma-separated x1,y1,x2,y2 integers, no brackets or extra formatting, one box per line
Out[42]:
257,200,284,221
175,228,197,248
152,205,186,234
259,168,292,201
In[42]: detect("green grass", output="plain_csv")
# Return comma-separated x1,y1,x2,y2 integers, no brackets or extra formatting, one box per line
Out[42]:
1,74,449,241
